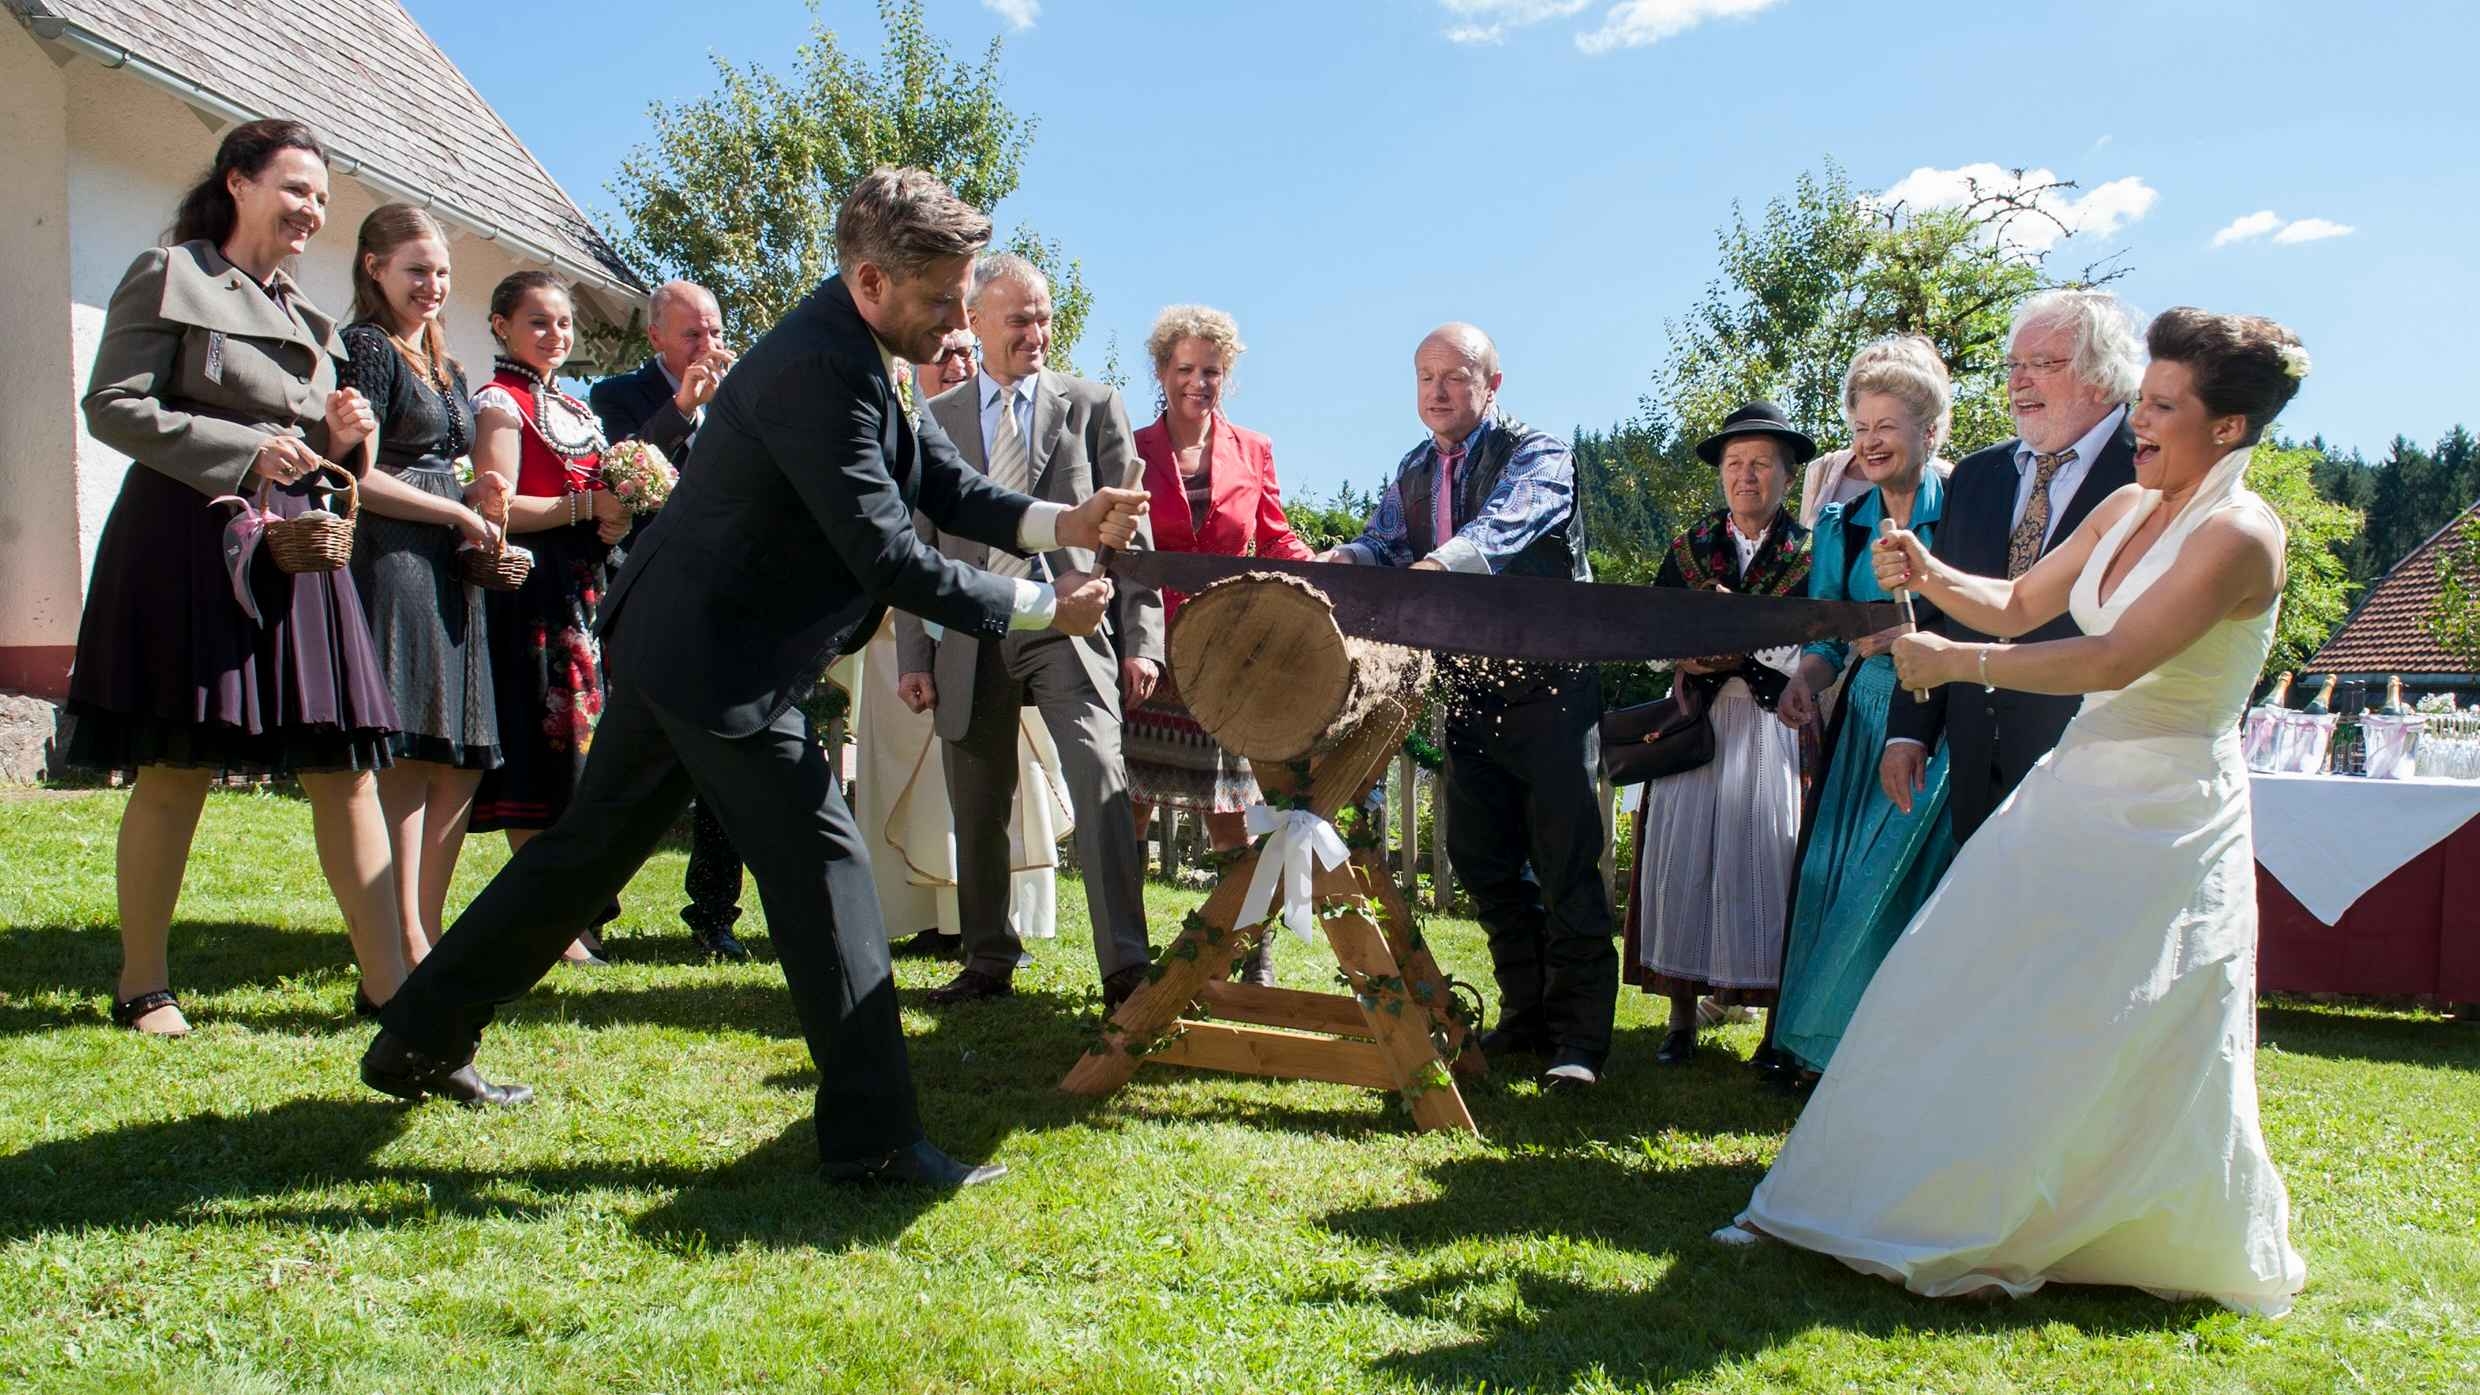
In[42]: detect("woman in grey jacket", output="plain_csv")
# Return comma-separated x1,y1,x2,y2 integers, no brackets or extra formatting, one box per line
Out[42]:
63,119,410,1035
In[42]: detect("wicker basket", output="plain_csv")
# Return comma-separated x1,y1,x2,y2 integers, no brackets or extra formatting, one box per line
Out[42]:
453,485,533,592
261,463,357,574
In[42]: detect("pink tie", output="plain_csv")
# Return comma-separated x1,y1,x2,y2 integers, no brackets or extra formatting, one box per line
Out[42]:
1433,444,1463,548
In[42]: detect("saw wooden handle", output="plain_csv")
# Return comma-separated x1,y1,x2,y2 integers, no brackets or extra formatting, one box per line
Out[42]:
1877,518,1930,703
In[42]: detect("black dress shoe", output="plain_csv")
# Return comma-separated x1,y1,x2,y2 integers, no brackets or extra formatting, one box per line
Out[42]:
1478,1027,1552,1059
1100,964,1150,1013
1655,1028,1698,1066
1541,1047,1605,1091
893,928,964,961
821,1139,1007,1189
925,968,1014,1005
1746,1041,1784,1074
692,926,753,963
361,1029,534,1108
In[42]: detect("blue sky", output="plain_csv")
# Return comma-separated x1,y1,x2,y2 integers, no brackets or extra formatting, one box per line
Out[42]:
407,0,2475,502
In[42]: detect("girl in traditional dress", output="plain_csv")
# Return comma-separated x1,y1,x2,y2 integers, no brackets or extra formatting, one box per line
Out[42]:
467,272,635,964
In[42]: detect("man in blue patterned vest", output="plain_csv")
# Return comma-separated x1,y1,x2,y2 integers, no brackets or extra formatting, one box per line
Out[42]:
1326,323,1616,1088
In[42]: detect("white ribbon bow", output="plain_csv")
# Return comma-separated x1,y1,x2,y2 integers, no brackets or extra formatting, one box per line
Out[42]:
1239,804,1351,943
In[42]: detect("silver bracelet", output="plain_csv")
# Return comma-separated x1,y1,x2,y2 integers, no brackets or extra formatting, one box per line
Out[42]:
1978,647,1995,693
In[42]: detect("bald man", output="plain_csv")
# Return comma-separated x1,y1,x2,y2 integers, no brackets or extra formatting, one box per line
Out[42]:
1326,324,1617,1089
590,279,748,963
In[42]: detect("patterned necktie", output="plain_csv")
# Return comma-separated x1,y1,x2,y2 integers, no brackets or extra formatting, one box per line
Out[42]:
1432,444,1465,550
2006,447,2076,578
985,389,1033,578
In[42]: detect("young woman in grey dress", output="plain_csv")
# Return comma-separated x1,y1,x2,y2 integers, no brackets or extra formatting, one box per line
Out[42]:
342,205,512,983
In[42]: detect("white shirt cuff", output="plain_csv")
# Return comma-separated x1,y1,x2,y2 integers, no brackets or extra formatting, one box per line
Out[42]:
1017,501,1065,553
1426,536,1492,574
1330,543,1370,565
1007,577,1056,631
1884,737,1926,752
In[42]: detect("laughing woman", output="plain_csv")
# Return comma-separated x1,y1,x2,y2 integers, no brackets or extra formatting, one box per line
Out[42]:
62,119,408,1034
466,272,632,964
1766,337,1961,1083
342,204,510,974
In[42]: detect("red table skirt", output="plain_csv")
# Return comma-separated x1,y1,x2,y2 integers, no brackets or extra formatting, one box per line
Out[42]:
2257,815,2480,1000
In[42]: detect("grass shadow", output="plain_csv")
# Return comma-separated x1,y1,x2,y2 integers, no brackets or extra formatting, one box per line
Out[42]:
2258,1001,2480,1069
0,1096,946,1254
1313,1150,2218,1391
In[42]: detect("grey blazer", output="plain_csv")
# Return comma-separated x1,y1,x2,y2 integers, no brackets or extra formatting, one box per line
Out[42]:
82,240,352,498
893,369,1165,742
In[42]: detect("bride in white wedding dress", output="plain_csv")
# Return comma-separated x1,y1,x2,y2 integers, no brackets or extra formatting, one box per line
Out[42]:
1721,307,2312,1317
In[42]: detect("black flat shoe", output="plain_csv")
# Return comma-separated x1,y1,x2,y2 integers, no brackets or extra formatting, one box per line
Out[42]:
1100,964,1150,1014
110,988,189,1036
1478,1027,1552,1059
361,1029,533,1108
926,968,1014,1006
1655,1028,1698,1066
1745,1042,1782,1074
821,1139,1007,1189
692,926,753,963
352,986,383,1020
893,928,963,961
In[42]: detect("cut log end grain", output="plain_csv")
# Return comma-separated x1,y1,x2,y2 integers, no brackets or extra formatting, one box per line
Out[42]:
1171,572,1432,763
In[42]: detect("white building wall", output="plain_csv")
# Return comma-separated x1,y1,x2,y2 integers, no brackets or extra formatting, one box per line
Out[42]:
1,33,597,701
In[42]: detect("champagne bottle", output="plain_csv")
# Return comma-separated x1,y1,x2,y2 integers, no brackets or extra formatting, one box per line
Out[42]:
2382,675,2411,716
2263,671,2293,708
2303,673,2337,715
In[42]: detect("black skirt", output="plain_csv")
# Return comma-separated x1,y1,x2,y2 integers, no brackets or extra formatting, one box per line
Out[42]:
351,461,500,769
468,523,616,832
61,463,398,776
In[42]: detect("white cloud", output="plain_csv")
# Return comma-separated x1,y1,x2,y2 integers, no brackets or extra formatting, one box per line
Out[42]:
1575,0,1787,55
1439,0,1590,43
981,0,1038,30
1878,162,2159,251
2209,210,2357,248
2274,216,2356,244
2212,210,2283,248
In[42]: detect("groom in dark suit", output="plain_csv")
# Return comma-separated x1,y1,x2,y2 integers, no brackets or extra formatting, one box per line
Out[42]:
362,169,1148,1189
1883,290,2142,842
589,280,753,964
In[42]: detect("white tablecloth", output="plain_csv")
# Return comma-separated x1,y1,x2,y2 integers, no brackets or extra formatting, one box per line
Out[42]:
2249,771,2480,924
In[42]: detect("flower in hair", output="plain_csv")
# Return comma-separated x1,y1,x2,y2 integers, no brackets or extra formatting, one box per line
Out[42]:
2276,343,2312,381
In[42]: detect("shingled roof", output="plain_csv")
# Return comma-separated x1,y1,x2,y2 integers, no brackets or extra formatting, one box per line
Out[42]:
2305,498,2480,678
9,0,644,300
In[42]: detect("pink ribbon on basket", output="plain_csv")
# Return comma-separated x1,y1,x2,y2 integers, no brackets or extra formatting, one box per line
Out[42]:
209,491,275,624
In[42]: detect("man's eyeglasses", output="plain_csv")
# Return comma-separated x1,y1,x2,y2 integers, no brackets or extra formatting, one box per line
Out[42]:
2002,356,2073,378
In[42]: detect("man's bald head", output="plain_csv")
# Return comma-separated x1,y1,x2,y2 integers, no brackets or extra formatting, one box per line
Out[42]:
646,279,724,377
1414,322,1503,448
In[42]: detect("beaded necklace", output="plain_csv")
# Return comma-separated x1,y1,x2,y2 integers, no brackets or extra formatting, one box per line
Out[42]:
492,354,606,461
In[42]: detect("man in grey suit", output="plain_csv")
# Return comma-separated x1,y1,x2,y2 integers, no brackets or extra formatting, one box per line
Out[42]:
894,254,1164,1011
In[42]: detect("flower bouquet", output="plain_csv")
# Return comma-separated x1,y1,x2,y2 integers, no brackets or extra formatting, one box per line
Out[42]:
600,439,678,515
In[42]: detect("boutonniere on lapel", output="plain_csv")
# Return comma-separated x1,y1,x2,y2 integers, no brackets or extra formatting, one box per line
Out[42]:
894,367,919,424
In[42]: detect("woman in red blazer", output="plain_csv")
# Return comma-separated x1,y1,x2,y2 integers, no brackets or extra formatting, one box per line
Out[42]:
1127,305,1312,981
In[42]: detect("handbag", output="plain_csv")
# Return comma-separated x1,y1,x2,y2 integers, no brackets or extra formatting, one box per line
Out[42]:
1601,672,1716,785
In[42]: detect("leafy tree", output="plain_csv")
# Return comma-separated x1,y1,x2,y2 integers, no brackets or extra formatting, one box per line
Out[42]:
606,0,1091,367
1647,160,2128,464
2429,513,2480,673
2247,443,2362,681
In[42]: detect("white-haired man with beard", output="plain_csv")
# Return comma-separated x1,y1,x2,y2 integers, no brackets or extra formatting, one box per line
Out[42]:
1881,290,2142,843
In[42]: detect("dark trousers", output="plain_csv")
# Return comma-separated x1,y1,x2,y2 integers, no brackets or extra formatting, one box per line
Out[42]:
1443,673,1618,1057
379,672,921,1164
1945,696,2080,845
680,800,745,937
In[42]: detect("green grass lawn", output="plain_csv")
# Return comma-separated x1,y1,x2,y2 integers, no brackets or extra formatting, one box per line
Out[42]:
0,788,2474,1394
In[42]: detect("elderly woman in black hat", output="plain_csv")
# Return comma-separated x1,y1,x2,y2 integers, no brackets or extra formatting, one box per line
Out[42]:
1619,402,1815,1066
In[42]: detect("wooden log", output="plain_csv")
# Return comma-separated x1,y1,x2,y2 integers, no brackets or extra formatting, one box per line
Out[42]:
1171,572,1431,764
1148,1022,1402,1092
1197,980,1375,1038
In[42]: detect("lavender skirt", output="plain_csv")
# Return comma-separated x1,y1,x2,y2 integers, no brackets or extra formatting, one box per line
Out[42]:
61,463,399,776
